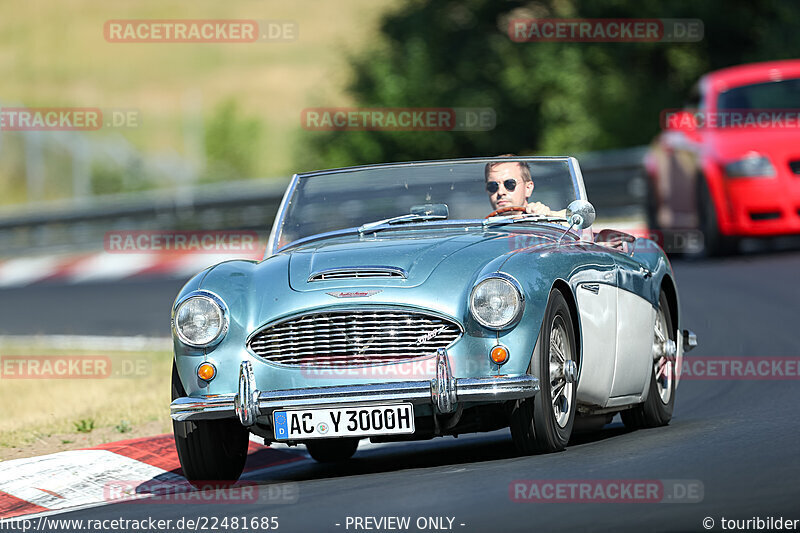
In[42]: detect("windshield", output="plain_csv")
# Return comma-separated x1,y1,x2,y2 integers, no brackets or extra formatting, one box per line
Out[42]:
271,158,583,252
717,78,800,112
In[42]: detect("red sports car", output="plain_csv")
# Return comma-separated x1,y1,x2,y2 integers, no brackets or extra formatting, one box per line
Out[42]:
645,59,800,254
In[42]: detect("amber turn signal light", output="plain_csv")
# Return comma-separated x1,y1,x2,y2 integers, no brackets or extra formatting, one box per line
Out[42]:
490,345,509,365
197,362,216,381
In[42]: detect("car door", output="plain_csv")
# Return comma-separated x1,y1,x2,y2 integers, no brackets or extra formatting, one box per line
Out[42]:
609,252,657,400
571,243,619,408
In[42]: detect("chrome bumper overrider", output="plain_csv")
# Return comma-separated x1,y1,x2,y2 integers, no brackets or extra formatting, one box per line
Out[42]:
170,348,540,426
683,329,698,352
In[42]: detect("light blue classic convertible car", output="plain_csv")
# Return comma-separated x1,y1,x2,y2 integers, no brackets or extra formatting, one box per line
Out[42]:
169,157,696,481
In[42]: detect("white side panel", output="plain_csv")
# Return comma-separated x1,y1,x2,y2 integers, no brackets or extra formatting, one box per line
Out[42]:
610,290,656,398
575,283,617,407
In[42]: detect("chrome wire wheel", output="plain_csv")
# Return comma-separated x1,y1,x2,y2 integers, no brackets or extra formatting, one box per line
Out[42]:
652,305,674,404
549,315,575,428
510,289,577,454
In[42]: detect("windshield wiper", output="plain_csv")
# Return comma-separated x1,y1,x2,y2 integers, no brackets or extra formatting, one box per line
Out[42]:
358,213,447,234
483,213,568,227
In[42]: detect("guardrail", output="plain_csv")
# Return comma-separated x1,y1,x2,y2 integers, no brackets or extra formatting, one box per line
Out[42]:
0,147,647,256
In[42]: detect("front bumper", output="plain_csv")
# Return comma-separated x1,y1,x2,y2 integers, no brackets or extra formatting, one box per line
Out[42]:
170,348,539,425
718,175,800,236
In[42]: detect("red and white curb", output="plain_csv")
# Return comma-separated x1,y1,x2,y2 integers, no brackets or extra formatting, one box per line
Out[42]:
0,250,264,288
0,434,307,520
0,220,647,289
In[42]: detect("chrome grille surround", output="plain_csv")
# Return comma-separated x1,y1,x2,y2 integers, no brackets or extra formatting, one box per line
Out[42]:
247,307,463,367
308,266,407,282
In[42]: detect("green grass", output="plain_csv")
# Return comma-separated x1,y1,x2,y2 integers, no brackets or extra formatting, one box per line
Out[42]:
0,346,173,448
73,419,96,433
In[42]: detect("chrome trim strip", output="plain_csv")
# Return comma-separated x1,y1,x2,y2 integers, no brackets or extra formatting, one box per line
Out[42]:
683,329,698,352
580,283,600,295
265,173,300,257
170,365,539,422
296,156,575,179
170,395,239,421
308,266,408,282
276,219,577,254
566,156,588,202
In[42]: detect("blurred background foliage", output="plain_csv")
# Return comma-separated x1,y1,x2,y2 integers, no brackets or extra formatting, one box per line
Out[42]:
203,99,263,183
0,0,396,204
0,0,798,204
299,0,800,170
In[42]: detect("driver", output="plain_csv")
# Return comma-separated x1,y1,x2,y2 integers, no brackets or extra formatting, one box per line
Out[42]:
485,155,564,217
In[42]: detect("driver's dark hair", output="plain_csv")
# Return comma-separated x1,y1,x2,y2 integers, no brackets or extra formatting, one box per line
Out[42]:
484,154,532,183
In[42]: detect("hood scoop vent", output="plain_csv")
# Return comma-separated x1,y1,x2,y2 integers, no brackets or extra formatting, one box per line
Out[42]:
308,266,407,282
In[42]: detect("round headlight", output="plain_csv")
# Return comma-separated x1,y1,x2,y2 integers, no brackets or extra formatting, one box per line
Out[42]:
174,293,228,347
470,274,524,329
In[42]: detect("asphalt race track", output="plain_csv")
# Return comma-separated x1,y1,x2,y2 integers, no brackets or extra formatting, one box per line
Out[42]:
0,277,185,337
3,252,800,532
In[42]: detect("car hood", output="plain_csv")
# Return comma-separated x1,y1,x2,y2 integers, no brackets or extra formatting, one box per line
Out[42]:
286,226,558,291
705,128,800,163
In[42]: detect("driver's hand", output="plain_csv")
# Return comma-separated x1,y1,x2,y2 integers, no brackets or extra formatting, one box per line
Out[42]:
526,202,553,216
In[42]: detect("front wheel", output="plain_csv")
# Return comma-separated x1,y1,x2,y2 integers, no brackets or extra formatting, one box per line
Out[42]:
510,289,578,454
172,362,250,482
621,291,676,429
305,438,359,463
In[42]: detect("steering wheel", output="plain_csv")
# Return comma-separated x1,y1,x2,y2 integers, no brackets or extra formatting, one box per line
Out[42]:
485,205,526,219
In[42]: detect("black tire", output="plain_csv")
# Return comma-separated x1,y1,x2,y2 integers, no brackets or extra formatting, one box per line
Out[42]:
172,362,249,482
621,291,676,429
510,289,578,454
305,438,359,463
697,177,735,257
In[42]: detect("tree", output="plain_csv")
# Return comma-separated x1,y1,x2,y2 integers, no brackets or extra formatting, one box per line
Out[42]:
298,0,800,170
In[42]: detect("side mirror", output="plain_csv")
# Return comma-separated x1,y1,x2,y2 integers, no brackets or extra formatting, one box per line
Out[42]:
566,200,596,230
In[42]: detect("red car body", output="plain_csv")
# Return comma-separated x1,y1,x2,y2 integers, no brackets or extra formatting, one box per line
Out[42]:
645,59,800,252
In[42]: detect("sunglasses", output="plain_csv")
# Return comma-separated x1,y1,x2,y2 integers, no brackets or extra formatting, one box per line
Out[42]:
486,179,518,194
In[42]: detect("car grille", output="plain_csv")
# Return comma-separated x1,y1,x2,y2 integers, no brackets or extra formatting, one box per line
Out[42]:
248,309,462,367
308,267,406,281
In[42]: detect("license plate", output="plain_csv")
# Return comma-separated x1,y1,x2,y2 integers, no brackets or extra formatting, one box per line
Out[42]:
272,404,415,440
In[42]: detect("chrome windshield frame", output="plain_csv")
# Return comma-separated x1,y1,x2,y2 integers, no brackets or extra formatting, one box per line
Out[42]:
265,157,588,257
